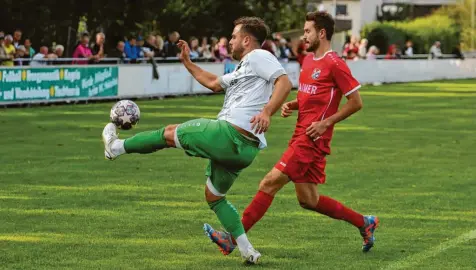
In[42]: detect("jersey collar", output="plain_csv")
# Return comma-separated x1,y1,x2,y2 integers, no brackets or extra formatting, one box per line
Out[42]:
313,50,333,61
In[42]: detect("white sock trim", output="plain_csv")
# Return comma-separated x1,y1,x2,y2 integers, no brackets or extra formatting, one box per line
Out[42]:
174,125,183,149
206,177,226,197
111,139,126,156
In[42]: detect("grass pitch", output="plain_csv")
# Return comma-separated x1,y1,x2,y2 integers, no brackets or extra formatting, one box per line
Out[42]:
0,80,475,269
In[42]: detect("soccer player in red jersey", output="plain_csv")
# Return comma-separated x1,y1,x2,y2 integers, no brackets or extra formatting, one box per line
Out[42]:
204,11,379,256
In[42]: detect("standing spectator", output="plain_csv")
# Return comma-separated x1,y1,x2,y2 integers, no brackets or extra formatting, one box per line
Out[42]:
163,31,180,58
47,44,65,65
217,37,231,62
31,46,50,66
210,37,219,59
296,37,307,66
143,34,161,57
3,35,16,66
366,45,379,60
285,38,295,58
24,39,35,59
110,41,127,63
124,36,140,62
198,37,213,60
0,36,10,65
189,37,200,59
13,30,22,48
72,32,95,64
155,35,164,55
429,41,442,59
343,35,359,60
404,40,414,57
358,38,368,58
91,32,106,62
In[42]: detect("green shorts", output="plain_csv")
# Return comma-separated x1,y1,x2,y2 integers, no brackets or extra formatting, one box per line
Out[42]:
175,118,259,196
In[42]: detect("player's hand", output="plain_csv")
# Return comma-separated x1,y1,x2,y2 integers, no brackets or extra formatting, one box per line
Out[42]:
306,121,331,141
177,40,191,62
250,111,271,134
281,102,294,118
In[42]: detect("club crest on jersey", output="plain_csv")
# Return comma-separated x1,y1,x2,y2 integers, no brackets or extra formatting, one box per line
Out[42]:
311,68,321,80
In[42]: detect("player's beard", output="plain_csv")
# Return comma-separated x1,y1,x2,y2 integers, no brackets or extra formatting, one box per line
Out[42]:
306,39,320,52
231,44,244,60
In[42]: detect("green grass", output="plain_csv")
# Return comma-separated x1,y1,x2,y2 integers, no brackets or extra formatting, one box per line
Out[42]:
1,80,475,270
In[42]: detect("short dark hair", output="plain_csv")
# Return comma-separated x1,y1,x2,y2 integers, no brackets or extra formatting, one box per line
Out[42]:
234,17,270,45
305,11,335,41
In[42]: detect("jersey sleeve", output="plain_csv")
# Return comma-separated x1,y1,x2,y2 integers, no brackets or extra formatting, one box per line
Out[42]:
218,72,234,90
332,59,361,96
249,50,287,84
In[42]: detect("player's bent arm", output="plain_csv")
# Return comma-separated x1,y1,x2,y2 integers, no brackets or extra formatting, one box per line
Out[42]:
323,90,363,127
263,74,293,116
182,59,223,92
286,99,299,110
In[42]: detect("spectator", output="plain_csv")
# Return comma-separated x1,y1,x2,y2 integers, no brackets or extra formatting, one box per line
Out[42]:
343,35,359,60
72,32,95,64
0,36,10,65
14,45,27,66
91,32,106,62
216,37,230,62
136,36,145,59
13,30,22,48
296,37,307,66
358,38,368,58
3,35,16,66
163,31,180,58
156,35,164,53
110,41,127,63
385,44,398,60
452,44,464,60
124,36,140,62
189,37,200,59
143,34,161,57
286,38,295,58
199,37,214,60
404,40,414,57
31,46,50,66
210,37,219,59
47,44,65,65
429,41,442,59
366,45,379,60
24,38,35,59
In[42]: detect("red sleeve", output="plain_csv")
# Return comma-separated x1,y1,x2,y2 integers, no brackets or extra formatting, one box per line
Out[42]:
332,58,360,96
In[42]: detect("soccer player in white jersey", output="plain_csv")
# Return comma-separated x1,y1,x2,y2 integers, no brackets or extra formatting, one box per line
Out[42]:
101,17,293,264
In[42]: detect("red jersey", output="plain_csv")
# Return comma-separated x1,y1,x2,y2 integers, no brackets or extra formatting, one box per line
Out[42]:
292,51,360,155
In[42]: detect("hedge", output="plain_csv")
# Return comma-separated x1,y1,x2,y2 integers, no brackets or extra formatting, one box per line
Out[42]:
361,14,459,55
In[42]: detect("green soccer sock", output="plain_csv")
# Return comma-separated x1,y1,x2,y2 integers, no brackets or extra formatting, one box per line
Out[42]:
124,127,169,154
208,197,246,239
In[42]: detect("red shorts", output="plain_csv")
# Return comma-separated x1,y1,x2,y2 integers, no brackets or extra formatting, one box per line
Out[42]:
274,136,327,184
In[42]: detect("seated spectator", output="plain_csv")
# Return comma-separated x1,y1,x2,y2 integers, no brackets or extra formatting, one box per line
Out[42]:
3,35,16,66
72,32,96,64
429,41,442,59
189,37,200,59
91,32,106,63
124,36,140,62
366,45,379,60
31,46,50,66
110,41,127,63
163,31,180,58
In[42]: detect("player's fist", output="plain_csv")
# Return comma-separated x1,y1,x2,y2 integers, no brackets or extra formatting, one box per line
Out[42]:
281,102,293,118
177,40,191,62
306,120,331,141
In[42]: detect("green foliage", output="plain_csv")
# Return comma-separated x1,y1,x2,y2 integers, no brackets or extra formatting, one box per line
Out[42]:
435,0,475,50
361,14,459,54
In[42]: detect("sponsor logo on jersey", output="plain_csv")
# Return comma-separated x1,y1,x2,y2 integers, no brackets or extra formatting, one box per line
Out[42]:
298,83,317,94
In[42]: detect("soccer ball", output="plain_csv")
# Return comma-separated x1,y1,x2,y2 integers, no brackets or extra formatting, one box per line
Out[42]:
110,100,140,130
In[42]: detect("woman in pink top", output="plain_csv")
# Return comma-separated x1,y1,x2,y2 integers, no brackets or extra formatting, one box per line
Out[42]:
72,33,96,64
217,37,231,62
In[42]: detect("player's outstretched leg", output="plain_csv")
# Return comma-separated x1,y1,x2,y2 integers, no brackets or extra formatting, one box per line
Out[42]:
102,123,177,160
205,182,261,264
295,183,379,252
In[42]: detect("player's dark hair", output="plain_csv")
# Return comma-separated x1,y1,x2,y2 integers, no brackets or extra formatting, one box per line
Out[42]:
305,11,335,41
234,17,270,45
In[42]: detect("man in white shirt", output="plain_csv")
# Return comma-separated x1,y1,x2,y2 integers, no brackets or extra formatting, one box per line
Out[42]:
30,46,49,66
101,16,292,264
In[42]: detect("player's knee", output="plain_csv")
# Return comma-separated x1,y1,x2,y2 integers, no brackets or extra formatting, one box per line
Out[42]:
163,124,178,146
205,186,224,204
259,173,283,196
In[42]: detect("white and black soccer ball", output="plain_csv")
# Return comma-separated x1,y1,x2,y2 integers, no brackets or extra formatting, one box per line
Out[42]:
110,100,140,130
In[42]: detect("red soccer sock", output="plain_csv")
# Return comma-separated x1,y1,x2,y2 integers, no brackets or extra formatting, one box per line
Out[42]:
231,191,274,244
315,195,365,228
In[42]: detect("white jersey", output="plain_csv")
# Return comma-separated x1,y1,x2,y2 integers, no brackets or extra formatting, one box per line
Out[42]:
218,49,287,149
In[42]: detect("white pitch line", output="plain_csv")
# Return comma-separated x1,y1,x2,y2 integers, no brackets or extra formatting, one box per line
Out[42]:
383,229,476,270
